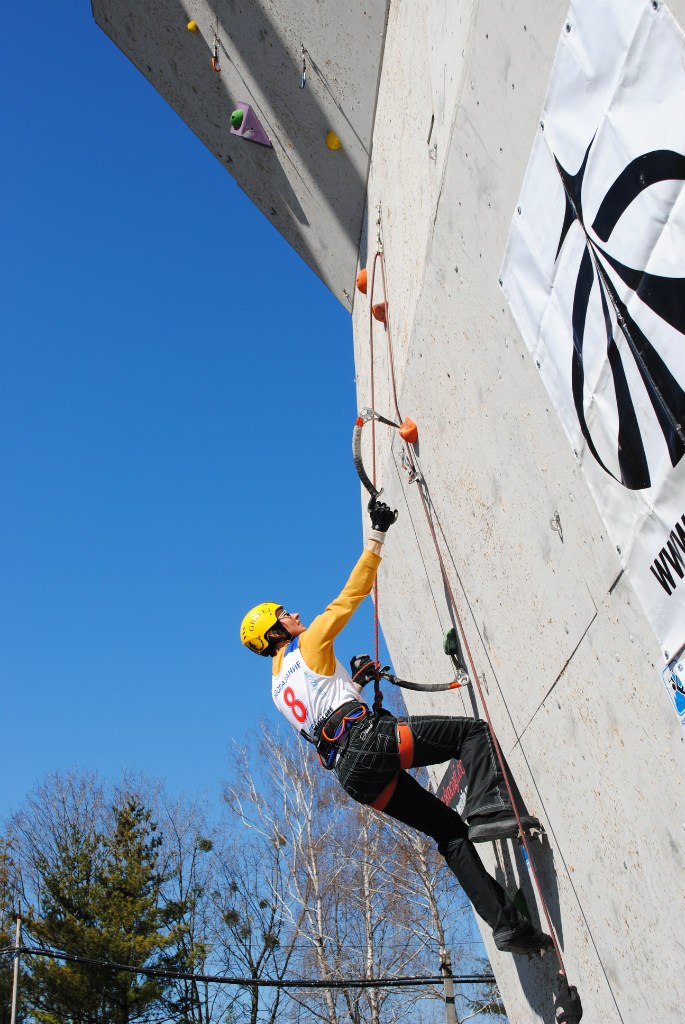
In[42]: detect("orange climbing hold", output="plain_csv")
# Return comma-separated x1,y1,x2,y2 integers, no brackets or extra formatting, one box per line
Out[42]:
371,302,387,323
356,268,368,294
399,417,418,444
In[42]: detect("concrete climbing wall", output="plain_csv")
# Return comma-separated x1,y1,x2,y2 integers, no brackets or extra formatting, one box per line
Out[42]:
352,2,685,1022
91,0,389,303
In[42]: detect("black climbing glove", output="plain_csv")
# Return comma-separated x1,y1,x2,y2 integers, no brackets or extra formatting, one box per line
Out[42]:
554,973,582,1024
350,654,377,688
368,495,398,532
350,655,392,688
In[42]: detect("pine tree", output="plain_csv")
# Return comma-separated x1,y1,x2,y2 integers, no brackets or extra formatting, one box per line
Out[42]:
25,783,109,1024
90,796,172,1023
16,775,174,1024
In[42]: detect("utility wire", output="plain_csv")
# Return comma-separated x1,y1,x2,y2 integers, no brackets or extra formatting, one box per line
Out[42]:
0,945,494,991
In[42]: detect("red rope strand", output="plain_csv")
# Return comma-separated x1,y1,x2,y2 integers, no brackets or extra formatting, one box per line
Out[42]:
368,251,382,709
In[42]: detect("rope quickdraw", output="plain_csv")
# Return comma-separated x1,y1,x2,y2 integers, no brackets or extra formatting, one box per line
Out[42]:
300,45,307,89
352,659,470,694
357,206,578,990
383,670,468,693
212,32,221,72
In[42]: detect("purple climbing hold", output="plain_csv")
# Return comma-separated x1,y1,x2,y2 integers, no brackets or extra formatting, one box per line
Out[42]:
229,102,272,147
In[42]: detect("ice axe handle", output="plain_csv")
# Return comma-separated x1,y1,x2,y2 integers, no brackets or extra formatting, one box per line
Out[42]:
352,417,381,498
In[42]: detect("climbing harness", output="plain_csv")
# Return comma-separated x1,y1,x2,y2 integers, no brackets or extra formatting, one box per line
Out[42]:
315,701,367,769
356,204,577,987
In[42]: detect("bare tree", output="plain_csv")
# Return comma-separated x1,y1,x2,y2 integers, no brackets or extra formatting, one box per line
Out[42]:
330,800,428,1024
381,772,507,1024
155,793,225,1023
223,726,457,1024
209,826,302,1024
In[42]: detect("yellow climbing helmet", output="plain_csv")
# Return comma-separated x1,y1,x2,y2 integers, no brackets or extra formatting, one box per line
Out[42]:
240,602,283,656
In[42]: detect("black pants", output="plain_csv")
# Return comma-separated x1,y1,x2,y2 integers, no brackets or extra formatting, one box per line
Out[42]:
335,713,522,935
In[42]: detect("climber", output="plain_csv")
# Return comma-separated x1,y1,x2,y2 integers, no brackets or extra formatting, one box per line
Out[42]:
240,497,552,956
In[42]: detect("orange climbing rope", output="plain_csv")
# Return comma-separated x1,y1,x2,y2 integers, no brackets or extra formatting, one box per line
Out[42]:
361,206,569,977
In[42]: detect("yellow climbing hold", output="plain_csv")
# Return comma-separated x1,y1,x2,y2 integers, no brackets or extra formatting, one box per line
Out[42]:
187,20,198,32
326,131,342,151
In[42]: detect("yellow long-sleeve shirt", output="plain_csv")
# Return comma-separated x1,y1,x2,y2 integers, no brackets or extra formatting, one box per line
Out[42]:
271,548,381,733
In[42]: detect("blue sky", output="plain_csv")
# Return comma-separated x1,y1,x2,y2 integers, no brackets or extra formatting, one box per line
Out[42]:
1,1,392,818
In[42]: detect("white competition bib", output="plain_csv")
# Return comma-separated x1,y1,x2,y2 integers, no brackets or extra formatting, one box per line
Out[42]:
272,638,361,735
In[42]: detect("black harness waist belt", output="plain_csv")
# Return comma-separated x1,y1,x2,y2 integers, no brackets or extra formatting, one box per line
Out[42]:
315,700,368,769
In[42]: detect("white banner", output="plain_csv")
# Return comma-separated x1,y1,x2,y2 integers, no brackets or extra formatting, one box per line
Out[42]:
501,0,685,662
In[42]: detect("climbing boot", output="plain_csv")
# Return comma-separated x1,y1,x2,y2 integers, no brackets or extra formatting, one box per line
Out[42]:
468,810,542,843
493,920,554,955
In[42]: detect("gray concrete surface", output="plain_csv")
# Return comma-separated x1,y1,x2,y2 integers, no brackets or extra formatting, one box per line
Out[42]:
352,2,685,1021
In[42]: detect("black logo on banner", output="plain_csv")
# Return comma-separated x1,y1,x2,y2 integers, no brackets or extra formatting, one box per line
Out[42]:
553,139,685,490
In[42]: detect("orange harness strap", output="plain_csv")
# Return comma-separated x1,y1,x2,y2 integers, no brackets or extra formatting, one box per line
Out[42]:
370,723,414,811
370,775,398,811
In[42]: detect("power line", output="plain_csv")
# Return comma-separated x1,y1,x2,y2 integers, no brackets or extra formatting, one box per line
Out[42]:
0,945,494,991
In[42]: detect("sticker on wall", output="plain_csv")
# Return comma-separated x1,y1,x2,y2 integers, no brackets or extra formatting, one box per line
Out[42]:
661,653,685,727
500,0,685,662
